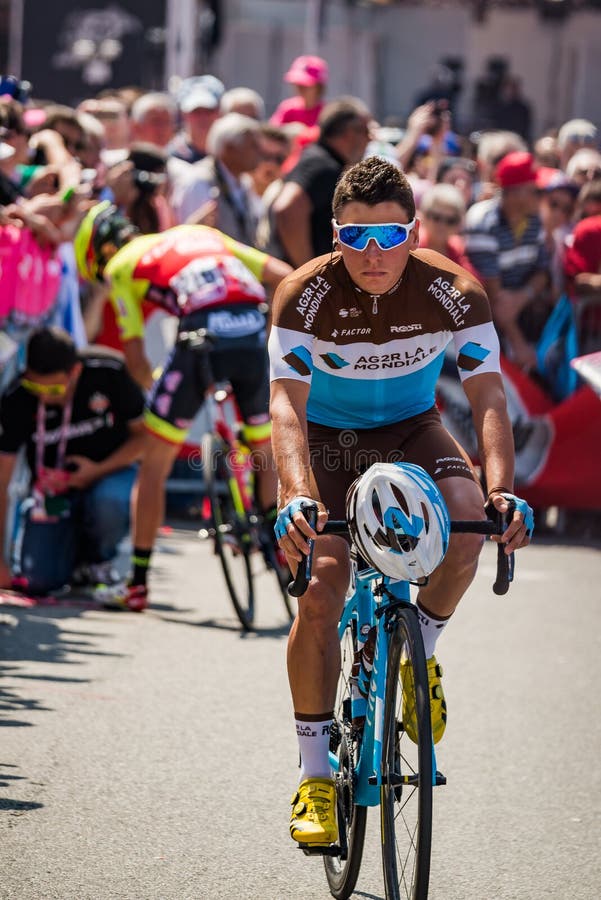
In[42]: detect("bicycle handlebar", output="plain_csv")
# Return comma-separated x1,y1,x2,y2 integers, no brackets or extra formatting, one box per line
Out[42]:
288,501,516,599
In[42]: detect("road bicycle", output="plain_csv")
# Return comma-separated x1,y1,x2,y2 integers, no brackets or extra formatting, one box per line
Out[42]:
289,487,515,900
182,328,295,631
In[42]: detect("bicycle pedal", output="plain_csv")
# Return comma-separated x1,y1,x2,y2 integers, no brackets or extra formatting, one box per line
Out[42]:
298,843,342,857
435,770,447,786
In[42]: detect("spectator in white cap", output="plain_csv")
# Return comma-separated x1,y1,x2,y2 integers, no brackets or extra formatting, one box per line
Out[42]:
565,147,601,187
169,75,224,164
557,118,598,171
270,55,329,129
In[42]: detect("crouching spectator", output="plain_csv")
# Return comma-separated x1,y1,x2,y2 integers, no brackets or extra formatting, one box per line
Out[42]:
0,327,145,595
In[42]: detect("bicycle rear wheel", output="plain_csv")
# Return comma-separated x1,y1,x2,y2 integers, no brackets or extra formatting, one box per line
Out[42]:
202,433,255,631
381,608,432,900
324,617,367,899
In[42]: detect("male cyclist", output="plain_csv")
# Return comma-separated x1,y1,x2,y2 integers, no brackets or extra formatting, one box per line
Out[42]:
74,202,292,610
268,157,534,847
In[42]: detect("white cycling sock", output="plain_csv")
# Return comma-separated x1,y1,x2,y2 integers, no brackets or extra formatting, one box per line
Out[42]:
416,601,450,660
295,713,333,781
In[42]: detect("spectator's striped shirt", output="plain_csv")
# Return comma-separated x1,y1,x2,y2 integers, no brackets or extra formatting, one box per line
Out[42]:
464,197,550,289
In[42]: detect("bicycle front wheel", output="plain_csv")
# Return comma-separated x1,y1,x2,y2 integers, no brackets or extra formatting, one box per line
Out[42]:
324,617,367,899
202,433,255,630
381,608,433,900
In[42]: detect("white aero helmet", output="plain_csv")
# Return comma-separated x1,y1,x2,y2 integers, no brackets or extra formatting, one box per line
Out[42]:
346,462,451,582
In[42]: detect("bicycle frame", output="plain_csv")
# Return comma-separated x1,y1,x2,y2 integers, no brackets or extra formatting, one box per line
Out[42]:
206,385,253,520
329,566,438,808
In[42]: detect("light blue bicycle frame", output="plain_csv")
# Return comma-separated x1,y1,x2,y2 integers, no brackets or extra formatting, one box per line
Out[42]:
328,565,439,807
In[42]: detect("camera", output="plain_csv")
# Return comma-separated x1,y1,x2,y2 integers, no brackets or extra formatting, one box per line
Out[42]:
425,100,448,136
0,75,32,105
132,168,166,196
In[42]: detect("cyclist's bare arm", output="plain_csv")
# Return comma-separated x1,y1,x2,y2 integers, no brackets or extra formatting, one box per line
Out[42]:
122,337,154,391
270,378,327,558
262,255,293,289
272,182,314,268
462,371,530,551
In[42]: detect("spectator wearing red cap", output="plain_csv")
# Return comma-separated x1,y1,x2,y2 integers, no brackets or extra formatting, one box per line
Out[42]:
564,215,601,296
270,55,329,129
464,151,552,371
564,213,601,354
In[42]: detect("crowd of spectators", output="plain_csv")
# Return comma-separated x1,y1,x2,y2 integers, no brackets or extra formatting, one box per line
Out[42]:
0,56,600,594
1,60,599,369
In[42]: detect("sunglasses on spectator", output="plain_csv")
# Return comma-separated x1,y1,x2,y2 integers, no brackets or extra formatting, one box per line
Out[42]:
1,125,28,138
21,378,67,397
566,134,597,146
547,198,574,214
573,167,601,180
261,151,288,165
425,210,461,227
332,220,416,251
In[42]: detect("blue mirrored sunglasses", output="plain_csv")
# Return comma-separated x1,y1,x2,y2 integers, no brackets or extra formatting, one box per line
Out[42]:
333,219,416,251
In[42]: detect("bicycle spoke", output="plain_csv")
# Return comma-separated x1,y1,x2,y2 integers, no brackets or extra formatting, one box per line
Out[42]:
202,433,255,630
381,612,432,900
324,618,367,899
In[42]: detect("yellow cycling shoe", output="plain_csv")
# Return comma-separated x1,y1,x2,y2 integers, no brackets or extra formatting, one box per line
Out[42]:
401,654,446,745
290,777,337,846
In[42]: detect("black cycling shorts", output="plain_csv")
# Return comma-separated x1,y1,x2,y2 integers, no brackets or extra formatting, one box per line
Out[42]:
307,406,477,519
145,304,270,444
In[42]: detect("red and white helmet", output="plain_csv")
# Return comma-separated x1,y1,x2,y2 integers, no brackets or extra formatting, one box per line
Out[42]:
345,462,450,582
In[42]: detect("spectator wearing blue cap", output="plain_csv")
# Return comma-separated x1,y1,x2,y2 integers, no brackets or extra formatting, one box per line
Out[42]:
169,75,225,165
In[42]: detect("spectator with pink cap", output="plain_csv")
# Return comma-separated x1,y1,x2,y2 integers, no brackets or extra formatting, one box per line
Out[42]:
270,55,329,129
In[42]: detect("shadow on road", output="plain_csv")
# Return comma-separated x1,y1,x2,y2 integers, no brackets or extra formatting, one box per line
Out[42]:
152,609,292,639
0,763,45,814
0,607,122,728
1,607,125,819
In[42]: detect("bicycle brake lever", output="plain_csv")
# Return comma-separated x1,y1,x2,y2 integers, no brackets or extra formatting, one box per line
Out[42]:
485,499,516,596
288,502,318,598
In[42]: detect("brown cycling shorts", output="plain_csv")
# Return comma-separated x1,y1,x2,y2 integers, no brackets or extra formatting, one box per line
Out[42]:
307,405,477,519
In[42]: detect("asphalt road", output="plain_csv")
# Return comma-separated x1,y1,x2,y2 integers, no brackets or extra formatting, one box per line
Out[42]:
1,526,600,900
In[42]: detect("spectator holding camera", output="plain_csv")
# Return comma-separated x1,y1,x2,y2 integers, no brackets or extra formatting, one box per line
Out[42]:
103,142,171,233
395,101,460,208
0,327,146,595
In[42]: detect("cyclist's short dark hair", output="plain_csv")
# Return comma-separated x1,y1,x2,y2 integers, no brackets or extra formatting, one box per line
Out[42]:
26,327,79,375
332,156,416,220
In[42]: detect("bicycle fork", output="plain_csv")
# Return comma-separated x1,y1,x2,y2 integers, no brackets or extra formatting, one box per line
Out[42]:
330,576,445,804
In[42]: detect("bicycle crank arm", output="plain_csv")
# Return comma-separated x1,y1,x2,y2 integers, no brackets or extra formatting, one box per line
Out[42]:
369,770,446,786
299,843,345,858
